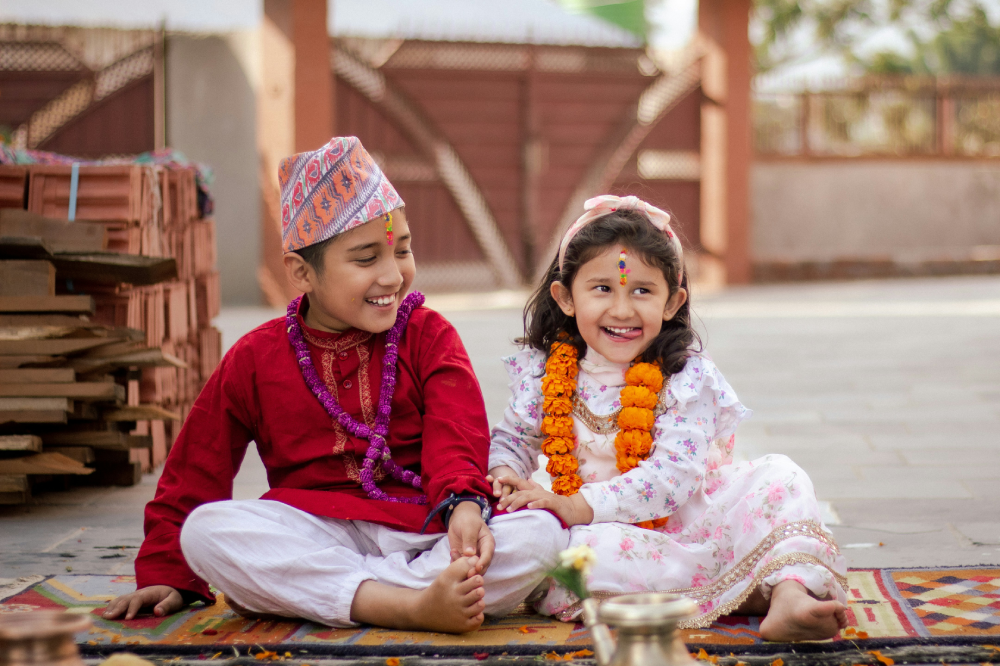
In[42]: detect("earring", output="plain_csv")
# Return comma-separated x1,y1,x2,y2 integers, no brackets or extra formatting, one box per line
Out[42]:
385,212,394,245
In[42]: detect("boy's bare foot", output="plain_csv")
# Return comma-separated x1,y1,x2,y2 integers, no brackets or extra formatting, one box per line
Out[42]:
351,556,487,634
759,581,847,642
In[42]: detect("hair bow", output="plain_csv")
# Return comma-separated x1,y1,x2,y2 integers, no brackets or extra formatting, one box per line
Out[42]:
557,195,684,279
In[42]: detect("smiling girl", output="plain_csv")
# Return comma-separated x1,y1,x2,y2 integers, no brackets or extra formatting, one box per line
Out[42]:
487,196,848,641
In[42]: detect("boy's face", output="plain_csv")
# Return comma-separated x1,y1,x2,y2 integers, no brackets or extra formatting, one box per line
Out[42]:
285,210,415,334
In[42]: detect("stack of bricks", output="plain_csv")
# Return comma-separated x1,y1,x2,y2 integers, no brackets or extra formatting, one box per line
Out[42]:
0,161,221,481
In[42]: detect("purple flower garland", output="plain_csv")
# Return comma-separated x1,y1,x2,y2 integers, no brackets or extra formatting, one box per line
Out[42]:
286,292,427,504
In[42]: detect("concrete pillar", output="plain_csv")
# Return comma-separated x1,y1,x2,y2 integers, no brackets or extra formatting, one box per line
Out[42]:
698,0,753,285
258,0,334,306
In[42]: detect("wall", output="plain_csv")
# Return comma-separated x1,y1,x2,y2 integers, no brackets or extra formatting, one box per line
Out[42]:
167,33,261,305
753,161,1000,262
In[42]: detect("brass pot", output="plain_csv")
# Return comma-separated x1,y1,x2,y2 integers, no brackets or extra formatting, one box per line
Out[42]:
582,593,698,666
0,611,92,666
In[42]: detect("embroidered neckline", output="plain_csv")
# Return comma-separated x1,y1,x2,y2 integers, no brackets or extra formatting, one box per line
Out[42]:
571,380,673,435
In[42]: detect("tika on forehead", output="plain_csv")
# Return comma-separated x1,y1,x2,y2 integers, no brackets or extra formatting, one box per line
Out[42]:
618,249,629,286
558,195,684,283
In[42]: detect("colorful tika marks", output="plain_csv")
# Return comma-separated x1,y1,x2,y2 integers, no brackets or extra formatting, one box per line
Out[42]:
2,569,999,649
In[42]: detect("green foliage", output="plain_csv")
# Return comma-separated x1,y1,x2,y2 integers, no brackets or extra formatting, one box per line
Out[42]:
753,0,1000,75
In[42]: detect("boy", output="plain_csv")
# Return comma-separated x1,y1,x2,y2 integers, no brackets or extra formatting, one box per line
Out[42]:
103,137,566,633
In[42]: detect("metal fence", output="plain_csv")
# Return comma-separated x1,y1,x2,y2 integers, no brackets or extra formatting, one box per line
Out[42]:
754,77,1000,158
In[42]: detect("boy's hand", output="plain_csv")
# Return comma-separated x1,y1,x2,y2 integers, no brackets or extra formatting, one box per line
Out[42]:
447,500,495,573
494,475,594,527
486,466,518,503
102,585,184,620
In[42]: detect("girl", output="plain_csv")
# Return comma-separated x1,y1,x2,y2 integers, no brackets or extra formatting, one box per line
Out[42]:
488,195,848,642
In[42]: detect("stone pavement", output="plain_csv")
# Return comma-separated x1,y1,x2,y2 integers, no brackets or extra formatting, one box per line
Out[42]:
2,275,999,586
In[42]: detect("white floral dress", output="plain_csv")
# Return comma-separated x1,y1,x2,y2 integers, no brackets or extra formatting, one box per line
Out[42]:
489,348,848,627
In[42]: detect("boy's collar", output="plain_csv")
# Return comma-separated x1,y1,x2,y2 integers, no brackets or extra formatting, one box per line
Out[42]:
296,294,363,341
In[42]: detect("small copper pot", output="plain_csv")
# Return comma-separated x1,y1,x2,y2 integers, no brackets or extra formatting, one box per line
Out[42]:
0,611,92,666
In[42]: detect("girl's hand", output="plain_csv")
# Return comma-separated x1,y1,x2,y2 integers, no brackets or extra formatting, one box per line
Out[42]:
493,475,594,527
486,466,518,502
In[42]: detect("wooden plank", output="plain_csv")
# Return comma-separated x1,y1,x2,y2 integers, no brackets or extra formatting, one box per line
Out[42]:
0,382,125,401
0,295,94,314
0,260,55,297
0,368,75,383
0,235,53,259
40,430,151,449
0,474,30,504
44,446,95,464
0,474,29,492
0,410,67,424
0,209,106,253
0,355,63,369
49,253,178,286
0,452,94,475
104,404,181,421
0,397,71,411
0,337,116,356
83,461,141,486
70,348,187,374
0,435,43,452
0,314,96,327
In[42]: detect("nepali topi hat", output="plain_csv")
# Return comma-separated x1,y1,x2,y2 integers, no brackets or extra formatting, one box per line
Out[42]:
279,136,403,253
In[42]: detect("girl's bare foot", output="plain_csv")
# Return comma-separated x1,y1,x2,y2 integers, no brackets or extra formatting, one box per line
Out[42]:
351,556,486,634
759,581,847,642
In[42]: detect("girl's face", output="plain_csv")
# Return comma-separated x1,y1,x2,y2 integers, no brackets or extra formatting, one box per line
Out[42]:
284,210,415,334
550,245,687,365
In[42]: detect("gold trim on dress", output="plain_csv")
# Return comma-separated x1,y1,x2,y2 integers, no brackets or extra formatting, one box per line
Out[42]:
572,379,673,435
554,519,847,627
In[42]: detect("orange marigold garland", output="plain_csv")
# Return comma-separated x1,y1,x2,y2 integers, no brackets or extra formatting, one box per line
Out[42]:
542,340,583,495
615,361,669,529
539,344,670,529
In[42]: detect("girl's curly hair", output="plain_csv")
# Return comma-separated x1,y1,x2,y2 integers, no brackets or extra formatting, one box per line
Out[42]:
519,208,700,376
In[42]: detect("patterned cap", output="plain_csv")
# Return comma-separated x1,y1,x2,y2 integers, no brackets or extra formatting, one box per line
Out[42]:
279,136,403,253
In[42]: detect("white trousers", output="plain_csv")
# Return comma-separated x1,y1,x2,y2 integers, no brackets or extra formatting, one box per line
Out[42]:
179,499,569,628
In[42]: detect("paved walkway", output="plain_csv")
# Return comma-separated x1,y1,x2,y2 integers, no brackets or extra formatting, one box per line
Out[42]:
3,275,999,588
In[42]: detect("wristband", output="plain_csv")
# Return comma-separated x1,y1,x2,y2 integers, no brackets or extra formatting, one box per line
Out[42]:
420,493,492,533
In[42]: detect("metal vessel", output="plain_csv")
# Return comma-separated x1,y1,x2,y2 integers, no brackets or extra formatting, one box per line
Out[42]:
582,593,698,666
0,611,91,666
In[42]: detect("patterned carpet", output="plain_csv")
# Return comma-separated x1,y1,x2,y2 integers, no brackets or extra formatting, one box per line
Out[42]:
2,568,1000,658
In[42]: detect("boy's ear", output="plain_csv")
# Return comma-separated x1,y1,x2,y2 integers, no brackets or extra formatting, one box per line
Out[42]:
283,252,315,294
663,287,688,321
550,281,575,317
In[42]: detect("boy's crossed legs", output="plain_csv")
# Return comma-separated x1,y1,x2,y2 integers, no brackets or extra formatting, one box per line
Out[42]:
180,499,568,633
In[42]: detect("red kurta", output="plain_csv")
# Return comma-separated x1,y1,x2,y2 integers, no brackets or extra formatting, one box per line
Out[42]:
135,299,492,601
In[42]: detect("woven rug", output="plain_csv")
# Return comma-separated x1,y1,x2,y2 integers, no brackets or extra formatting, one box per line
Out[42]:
2,568,1000,660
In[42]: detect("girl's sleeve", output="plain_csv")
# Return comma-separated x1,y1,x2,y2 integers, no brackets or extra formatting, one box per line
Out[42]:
578,356,751,524
488,348,548,479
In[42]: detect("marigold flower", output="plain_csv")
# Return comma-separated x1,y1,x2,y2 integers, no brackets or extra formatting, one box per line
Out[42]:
615,429,652,458
546,453,580,476
541,374,575,397
635,517,669,530
551,473,584,496
620,385,657,409
625,362,663,393
541,415,574,438
543,394,573,416
618,406,655,431
542,436,575,456
546,344,579,379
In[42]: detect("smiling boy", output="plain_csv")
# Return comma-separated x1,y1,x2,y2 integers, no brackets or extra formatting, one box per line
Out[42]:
103,137,567,633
